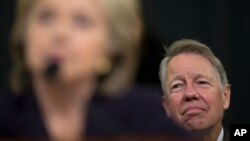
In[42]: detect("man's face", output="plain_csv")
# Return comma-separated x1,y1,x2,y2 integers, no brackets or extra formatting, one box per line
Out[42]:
162,54,230,131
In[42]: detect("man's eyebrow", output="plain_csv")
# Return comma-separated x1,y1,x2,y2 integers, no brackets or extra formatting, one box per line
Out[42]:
167,73,214,85
194,74,214,80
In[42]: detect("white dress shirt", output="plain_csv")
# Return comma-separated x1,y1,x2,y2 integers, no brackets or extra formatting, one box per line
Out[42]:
217,128,224,141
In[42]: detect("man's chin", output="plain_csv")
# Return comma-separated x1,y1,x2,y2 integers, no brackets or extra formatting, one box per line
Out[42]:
183,119,208,132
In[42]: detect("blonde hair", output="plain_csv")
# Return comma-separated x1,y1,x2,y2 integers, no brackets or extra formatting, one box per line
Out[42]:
10,0,143,95
159,39,229,95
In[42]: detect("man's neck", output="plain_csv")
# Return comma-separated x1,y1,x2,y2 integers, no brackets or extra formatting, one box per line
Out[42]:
196,123,223,141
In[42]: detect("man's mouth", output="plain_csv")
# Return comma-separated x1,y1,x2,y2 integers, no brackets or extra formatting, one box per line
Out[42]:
183,106,206,116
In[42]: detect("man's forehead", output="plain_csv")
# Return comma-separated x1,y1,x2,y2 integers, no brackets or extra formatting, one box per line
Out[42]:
168,72,215,83
166,54,217,81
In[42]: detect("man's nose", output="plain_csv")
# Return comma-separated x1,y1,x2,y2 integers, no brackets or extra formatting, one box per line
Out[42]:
183,83,199,101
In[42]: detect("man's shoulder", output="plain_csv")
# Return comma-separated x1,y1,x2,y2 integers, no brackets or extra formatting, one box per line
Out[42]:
223,128,229,141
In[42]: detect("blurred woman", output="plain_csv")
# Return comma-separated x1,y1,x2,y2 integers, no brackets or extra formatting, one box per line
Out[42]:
0,0,192,140
1,0,142,140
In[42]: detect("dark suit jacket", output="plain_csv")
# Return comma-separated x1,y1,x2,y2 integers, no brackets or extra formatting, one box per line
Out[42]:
0,85,192,140
223,129,229,141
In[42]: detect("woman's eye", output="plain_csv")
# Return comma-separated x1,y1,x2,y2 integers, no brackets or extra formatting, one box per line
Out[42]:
38,10,54,25
74,15,93,28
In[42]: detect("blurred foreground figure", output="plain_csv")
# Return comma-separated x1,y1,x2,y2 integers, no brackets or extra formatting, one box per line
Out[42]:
160,39,231,141
0,0,191,140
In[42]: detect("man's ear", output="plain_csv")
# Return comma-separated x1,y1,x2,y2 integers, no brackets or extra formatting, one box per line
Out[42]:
223,84,231,110
162,95,171,118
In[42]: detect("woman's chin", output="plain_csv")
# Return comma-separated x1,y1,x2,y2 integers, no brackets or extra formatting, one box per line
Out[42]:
57,74,81,85
58,71,91,85
43,67,93,86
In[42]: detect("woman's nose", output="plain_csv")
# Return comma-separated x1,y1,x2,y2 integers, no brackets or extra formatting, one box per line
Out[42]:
51,22,71,45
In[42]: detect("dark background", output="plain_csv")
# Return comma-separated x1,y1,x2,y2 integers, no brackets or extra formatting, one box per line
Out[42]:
1,0,250,128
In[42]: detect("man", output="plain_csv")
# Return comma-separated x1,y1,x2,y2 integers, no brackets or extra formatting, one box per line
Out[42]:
159,39,231,141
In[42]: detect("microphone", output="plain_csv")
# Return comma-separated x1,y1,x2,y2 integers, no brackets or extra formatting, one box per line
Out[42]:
45,62,59,78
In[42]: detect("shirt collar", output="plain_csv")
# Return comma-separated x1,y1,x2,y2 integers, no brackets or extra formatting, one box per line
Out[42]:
217,128,224,141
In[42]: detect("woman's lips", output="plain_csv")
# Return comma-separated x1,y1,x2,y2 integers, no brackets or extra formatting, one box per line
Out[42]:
49,55,64,64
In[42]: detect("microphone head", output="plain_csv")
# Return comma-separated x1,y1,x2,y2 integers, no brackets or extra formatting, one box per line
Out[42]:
45,63,59,78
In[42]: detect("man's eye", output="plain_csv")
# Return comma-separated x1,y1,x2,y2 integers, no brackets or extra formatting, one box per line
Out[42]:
171,83,184,91
197,81,210,86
